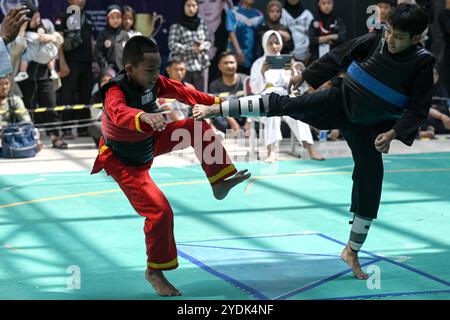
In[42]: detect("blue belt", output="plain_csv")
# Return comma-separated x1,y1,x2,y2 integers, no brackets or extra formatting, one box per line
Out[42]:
347,61,409,109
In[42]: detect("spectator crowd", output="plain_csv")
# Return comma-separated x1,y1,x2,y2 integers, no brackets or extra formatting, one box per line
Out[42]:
0,0,449,162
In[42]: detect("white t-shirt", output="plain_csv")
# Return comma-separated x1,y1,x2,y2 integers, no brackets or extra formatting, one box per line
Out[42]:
280,8,314,61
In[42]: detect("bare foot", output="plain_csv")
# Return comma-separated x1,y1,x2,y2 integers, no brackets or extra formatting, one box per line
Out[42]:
193,104,220,120
264,152,276,163
144,269,181,297
212,169,251,200
341,243,369,280
309,149,325,161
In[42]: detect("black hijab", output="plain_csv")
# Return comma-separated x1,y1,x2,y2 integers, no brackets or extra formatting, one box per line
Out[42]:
317,4,335,30
179,0,201,31
284,0,305,19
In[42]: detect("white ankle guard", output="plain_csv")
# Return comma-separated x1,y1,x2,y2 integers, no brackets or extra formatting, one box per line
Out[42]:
220,95,270,117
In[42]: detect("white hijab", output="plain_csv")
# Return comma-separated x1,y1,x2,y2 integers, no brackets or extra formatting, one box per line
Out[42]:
250,30,291,95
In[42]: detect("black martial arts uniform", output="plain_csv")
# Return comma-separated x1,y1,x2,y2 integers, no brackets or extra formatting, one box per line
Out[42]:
242,29,434,219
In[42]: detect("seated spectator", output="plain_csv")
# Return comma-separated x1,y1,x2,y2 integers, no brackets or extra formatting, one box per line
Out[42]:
257,0,294,57
168,0,211,92
0,76,42,152
309,0,346,62
419,66,450,138
122,5,142,39
95,5,129,72
250,30,324,162
161,56,195,122
209,51,250,136
90,67,117,104
280,0,314,64
226,0,264,75
18,0,67,149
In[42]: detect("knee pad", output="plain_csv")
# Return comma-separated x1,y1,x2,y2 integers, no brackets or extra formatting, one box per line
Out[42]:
220,95,270,117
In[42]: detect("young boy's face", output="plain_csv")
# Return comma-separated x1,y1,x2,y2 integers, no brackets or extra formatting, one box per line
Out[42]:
127,52,161,90
108,12,122,29
377,3,394,23
385,24,420,54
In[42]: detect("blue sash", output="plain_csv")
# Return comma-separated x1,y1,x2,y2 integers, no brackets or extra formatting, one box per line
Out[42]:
347,61,409,109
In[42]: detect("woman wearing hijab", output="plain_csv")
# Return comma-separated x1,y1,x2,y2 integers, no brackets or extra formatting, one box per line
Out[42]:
198,0,234,84
280,0,314,64
309,0,346,63
250,30,324,162
257,0,294,57
168,0,211,92
95,5,129,72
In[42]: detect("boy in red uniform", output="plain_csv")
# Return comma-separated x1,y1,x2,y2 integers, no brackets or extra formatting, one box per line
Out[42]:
91,36,251,296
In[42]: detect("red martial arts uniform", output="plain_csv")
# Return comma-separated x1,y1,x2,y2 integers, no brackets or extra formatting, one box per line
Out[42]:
91,74,237,271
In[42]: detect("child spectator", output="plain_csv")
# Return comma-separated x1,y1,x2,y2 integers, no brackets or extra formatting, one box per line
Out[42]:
122,5,142,39
280,0,314,64
95,5,129,72
257,0,294,57
309,0,346,62
226,0,264,74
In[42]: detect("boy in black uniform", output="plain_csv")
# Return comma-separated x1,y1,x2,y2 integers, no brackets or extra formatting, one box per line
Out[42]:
193,4,434,279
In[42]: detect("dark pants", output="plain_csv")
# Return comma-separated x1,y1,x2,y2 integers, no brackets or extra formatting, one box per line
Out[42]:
58,60,93,134
268,87,394,219
19,79,60,137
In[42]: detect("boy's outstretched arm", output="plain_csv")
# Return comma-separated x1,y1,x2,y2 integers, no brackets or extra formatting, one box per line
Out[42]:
157,75,221,107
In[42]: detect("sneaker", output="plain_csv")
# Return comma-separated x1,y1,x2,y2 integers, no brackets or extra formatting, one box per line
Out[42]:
50,70,59,80
14,72,29,82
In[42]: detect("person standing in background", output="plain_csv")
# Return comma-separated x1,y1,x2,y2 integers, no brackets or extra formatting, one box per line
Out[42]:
56,0,95,139
226,0,264,75
256,0,294,57
168,0,211,92
198,0,234,84
122,5,142,39
309,0,346,63
280,0,314,64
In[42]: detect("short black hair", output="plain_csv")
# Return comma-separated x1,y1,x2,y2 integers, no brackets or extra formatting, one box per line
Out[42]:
388,3,429,37
166,56,185,68
123,36,159,67
218,51,237,63
375,0,397,7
